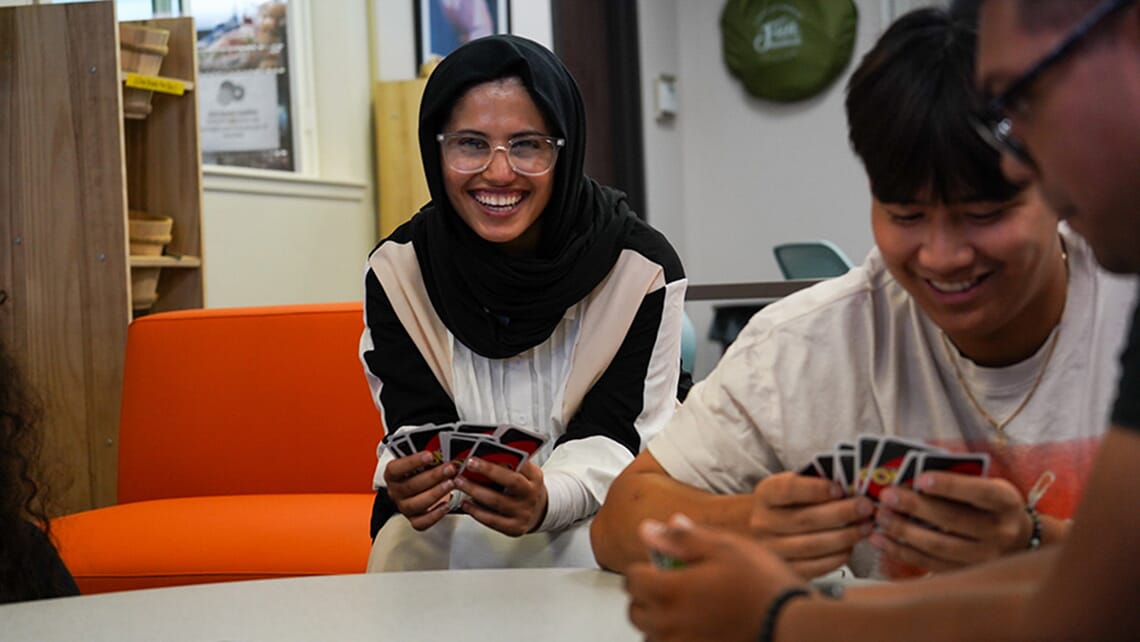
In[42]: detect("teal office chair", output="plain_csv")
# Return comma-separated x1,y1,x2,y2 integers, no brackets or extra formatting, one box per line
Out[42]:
773,240,854,279
681,312,697,374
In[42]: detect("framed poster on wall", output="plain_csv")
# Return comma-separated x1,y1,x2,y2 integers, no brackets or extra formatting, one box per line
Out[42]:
415,0,510,69
195,0,298,171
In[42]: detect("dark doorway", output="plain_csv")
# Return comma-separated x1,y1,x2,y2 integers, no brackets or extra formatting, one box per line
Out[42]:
551,0,647,220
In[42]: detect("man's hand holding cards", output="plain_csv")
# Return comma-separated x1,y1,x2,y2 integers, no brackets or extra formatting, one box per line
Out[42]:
796,434,990,501
793,434,1055,574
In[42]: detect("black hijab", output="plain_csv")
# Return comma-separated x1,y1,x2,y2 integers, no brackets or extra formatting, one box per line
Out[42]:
406,34,637,359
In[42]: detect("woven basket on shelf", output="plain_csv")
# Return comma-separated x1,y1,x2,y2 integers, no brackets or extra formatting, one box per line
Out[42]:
119,23,171,119
128,212,174,256
128,211,174,312
131,268,162,311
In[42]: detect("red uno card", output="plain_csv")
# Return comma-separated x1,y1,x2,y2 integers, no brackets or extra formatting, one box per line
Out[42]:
891,451,922,489
442,433,482,467
835,452,857,496
917,452,990,478
855,435,882,495
814,452,837,482
387,434,414,459
405,424,456,465
460,440,528,491
455,422,500,436
862,436,932,500
495,426,547,457
798,459,825,478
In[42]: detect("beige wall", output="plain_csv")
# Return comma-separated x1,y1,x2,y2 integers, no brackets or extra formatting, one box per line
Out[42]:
203,0,553,308
640,0,944,376
203,1,375,308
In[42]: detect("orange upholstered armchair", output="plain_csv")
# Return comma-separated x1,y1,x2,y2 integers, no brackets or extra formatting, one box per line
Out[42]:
53,303,383,594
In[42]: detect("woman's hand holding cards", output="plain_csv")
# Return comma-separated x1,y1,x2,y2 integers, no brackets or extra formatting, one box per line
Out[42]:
379,422,550,534
454,459,549,536
870,473,1032,571
383,452,459,531
750,472,876,579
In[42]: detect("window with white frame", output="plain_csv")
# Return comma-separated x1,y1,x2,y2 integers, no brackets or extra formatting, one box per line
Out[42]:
64,0,311,173
193,0,298,171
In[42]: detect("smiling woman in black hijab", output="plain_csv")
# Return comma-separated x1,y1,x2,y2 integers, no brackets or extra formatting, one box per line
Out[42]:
360,34,686,570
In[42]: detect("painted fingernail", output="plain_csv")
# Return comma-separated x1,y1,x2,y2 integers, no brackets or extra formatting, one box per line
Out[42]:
420,452,435,464
669,513,695,530
830,482,845,499
441,479,454,491
876,510,894,527
452,476,465,488
856,498,875,517
916,474,935,491
466,458,481,471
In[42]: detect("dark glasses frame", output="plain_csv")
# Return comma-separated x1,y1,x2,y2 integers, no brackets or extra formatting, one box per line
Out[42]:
975,0,1138,164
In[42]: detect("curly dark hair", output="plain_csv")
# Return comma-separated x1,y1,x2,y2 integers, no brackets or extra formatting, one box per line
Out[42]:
0,336,70,602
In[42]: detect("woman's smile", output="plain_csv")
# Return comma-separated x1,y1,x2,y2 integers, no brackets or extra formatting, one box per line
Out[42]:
471,189,528,215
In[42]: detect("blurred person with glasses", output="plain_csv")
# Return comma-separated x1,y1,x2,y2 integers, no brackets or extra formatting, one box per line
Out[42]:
359,34,686,571
617,1,1140,640
596,4,1136,583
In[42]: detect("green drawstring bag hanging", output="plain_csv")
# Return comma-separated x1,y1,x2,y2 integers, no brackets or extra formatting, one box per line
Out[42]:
721,0,858,102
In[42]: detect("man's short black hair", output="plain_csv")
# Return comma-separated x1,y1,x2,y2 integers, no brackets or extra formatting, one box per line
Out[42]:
845,7,1022,204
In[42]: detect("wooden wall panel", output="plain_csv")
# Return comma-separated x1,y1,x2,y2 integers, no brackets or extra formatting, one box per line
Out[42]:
374,78,430,239
0,7,15,353
0,2,130,513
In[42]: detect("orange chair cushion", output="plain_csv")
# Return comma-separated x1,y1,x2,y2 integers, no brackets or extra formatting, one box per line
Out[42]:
117,303,382,502
53,493,375,594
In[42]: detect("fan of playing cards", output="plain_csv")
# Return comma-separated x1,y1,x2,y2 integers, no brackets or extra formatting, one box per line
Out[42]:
382,422,548,490
798,434,991,501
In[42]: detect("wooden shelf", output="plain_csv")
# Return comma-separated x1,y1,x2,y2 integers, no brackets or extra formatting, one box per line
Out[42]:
122,16,205,315
129,255,203,268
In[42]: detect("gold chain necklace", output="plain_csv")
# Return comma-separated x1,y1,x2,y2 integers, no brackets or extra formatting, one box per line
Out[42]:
940,330,1060,438
940,239,1068,440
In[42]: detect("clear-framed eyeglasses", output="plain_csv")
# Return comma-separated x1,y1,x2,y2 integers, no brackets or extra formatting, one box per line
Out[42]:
436,133,566,176
972,0,1137,166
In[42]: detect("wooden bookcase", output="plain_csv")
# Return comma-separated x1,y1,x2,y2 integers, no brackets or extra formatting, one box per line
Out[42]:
124,16,205,314
0,2,204,513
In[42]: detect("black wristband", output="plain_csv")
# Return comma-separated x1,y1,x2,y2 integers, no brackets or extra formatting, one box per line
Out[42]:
758,586,811,642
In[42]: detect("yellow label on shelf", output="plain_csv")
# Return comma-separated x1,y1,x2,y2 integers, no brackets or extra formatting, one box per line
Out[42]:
124,73,186,96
